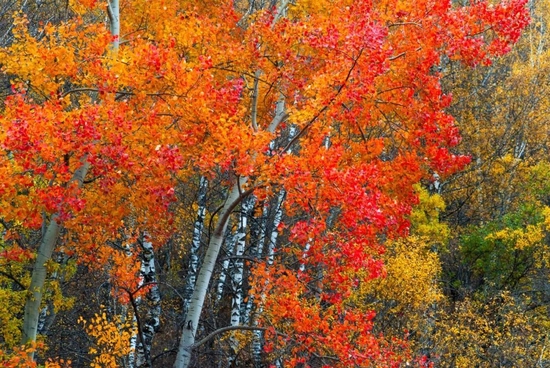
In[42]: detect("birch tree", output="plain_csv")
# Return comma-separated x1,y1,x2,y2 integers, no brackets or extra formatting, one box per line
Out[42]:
0,0,530,365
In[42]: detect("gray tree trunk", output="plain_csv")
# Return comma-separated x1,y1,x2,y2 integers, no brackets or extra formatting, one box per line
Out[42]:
21,162,90,354
22,0,117,352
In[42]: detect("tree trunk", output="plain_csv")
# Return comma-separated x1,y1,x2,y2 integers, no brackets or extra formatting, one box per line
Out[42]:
135,233,161,367
250,190,285,363
216,229,235,303
107,0,120,53
21,161,90,354
174,177,249,368
22,0,116,355
267,190,285,266
184,177,208,314
174,83,286,368
21,216,61,347
230,196,255,327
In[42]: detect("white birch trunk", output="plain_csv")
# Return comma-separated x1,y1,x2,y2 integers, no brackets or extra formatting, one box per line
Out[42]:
298,242,311,273
249,121,293,362
174,178,249,368
36,254,68,336
36,302,55,336
107,0,120,53
230,196,255,327
22,0,120,356
216,230,235,303
252,203,268,258
129,312,138,368
514,138,527,159
430,172,441,194
125,242,140,368
227,197,255,363
21,216,61,348
174,79,286,368
135,234,161,368
267,190,285,266
184,177,208,313
22,0,118,352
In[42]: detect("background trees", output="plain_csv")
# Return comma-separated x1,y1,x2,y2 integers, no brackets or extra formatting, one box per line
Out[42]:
0,0,541,367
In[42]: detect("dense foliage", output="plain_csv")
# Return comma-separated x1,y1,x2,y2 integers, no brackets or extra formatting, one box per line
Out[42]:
1,0,547,367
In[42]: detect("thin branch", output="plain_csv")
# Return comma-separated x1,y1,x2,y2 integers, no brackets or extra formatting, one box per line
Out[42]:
356,121,368,143
251,70,260,132
214,186,256,237
280,48,364,154
192,326,267,349
213,66,277,92
237,0,256,29
151,348,177,364
123,281,187,305
0,219,23,248
61,88,99,98
376,85,413,95
121,286,147,358
61,88,183,99
0,269,26,290
374,99,406,107
388,52,406,61
388,22,422,28
312,352,340,362
83,176,101,184
467,26,493,38
219,255,262,263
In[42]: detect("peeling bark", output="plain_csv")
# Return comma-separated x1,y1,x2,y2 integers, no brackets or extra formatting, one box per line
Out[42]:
174,178,251,368
135,234,161,368
183,177,208,314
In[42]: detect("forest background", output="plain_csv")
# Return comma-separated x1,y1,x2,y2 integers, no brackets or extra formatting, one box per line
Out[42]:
0,0,548,367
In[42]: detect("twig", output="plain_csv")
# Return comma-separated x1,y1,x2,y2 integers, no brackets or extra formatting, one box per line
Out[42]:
192,326,267,349
280,48,364,154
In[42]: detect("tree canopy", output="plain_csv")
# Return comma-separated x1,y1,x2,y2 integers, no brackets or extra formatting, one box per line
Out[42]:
1,0,546,367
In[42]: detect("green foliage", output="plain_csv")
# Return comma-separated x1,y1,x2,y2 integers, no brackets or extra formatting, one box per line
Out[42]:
525,160,550,202
460,203,547,289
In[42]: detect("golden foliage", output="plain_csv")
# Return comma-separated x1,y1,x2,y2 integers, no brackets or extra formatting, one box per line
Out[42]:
435,292,550,367
78,310,136,367
346,187,447,354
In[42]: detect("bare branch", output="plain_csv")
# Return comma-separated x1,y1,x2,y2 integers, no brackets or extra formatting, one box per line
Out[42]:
251,70,261,132
192,326,267,349
280,49,364,154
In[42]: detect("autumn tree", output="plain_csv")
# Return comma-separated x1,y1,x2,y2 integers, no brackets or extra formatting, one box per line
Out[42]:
173,0,528,366
0,0,530,366
423,0,550,359
440,0,550,225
